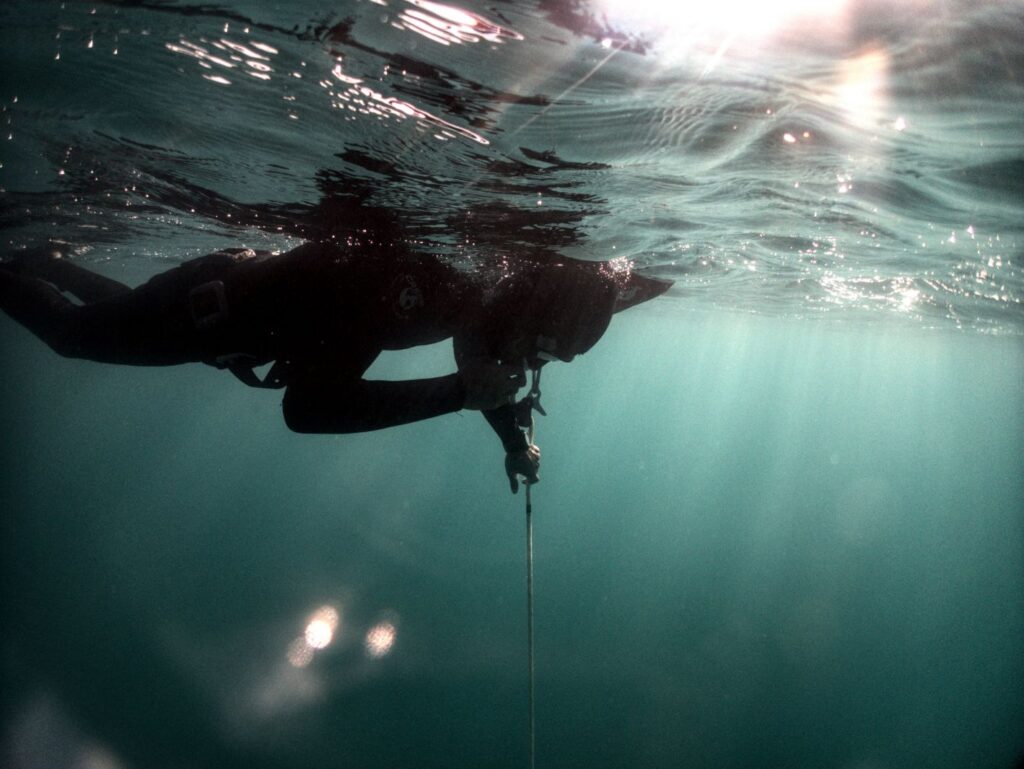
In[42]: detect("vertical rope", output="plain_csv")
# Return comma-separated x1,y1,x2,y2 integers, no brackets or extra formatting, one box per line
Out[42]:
525,373,538,769
526,483,535,769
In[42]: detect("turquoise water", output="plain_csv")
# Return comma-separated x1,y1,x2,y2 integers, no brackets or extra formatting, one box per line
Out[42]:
1,1,1023,768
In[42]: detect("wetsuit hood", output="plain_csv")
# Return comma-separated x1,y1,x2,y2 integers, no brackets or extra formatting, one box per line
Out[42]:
480,256,672,363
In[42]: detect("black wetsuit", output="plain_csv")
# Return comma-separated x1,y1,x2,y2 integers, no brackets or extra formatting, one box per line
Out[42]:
0,243,530,452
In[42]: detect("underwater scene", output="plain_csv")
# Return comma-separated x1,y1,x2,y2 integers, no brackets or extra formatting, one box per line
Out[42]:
1,0,1022,767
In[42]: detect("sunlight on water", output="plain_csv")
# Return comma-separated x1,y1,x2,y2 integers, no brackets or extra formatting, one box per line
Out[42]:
833,48,890,129
599,0,849,53
304,605,340,649
288,605,342,667
365,621,398,658
324,66,491,144
395,0,524,46
165,36,281,85
1,0,1019,333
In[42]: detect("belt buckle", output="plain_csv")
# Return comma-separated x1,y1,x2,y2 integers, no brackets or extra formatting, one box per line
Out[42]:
188,280,229,330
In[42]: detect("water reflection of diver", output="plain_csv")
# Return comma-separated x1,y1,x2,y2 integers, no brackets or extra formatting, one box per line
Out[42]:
0,242,670,491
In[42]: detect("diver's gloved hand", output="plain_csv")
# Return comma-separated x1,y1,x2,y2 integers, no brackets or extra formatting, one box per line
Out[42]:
506,444,541,494
460,359,526,410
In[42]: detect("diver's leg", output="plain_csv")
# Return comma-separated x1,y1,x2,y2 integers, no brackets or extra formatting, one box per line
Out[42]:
5,247,130,302
0,267,88,358
0,266,199,365
2,249,288,366
34,258,129,303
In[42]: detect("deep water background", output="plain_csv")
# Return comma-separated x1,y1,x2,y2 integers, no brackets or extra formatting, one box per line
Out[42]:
2,0,1024,768
3,310,1021,769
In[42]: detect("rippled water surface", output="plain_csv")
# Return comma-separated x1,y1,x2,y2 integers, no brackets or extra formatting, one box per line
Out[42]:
1,2,1023,769
2,0,1022,332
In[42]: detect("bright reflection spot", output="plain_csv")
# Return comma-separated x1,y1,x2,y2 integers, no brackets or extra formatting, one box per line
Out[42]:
218,38,269,61
287,605,341,667
165,40,237,70
600,0,847,42
894,115,907,131
396,0,524,46
819,273,927,317
834,48,890,128
166,36,279,84
305,619,333,649
250,41,279,55
332,63,362,85
365,622,397,658
305,605,340,649
325,70,490,144
898,287,921,312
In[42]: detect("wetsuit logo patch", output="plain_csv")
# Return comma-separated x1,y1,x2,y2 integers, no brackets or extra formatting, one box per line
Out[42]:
392,274,423,318
617,286,639,304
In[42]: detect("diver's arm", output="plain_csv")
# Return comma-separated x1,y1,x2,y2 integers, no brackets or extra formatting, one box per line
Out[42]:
282,374,466,433
280,339,526,436
453,328,529,448
482,405,529,452
453,326,537,490
282,372,537,440
484,404,540,493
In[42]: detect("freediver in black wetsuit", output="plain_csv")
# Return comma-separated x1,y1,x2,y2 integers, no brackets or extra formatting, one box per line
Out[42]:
0,241,670,491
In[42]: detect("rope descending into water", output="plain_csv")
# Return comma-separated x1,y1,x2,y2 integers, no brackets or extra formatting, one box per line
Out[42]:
526,481,535,769
523,366,541,769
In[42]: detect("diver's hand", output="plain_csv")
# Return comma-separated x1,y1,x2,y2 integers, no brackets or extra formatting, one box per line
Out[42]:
460,359,526,410
506,444,540,494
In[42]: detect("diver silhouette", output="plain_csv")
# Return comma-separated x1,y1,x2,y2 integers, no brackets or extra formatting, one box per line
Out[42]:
0,241,670,492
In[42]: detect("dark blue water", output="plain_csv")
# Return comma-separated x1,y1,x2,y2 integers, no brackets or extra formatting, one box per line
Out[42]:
1,1,1022,768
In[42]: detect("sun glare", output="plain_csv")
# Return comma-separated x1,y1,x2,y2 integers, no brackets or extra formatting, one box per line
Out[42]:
304,606,340,650
600,0,848,43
